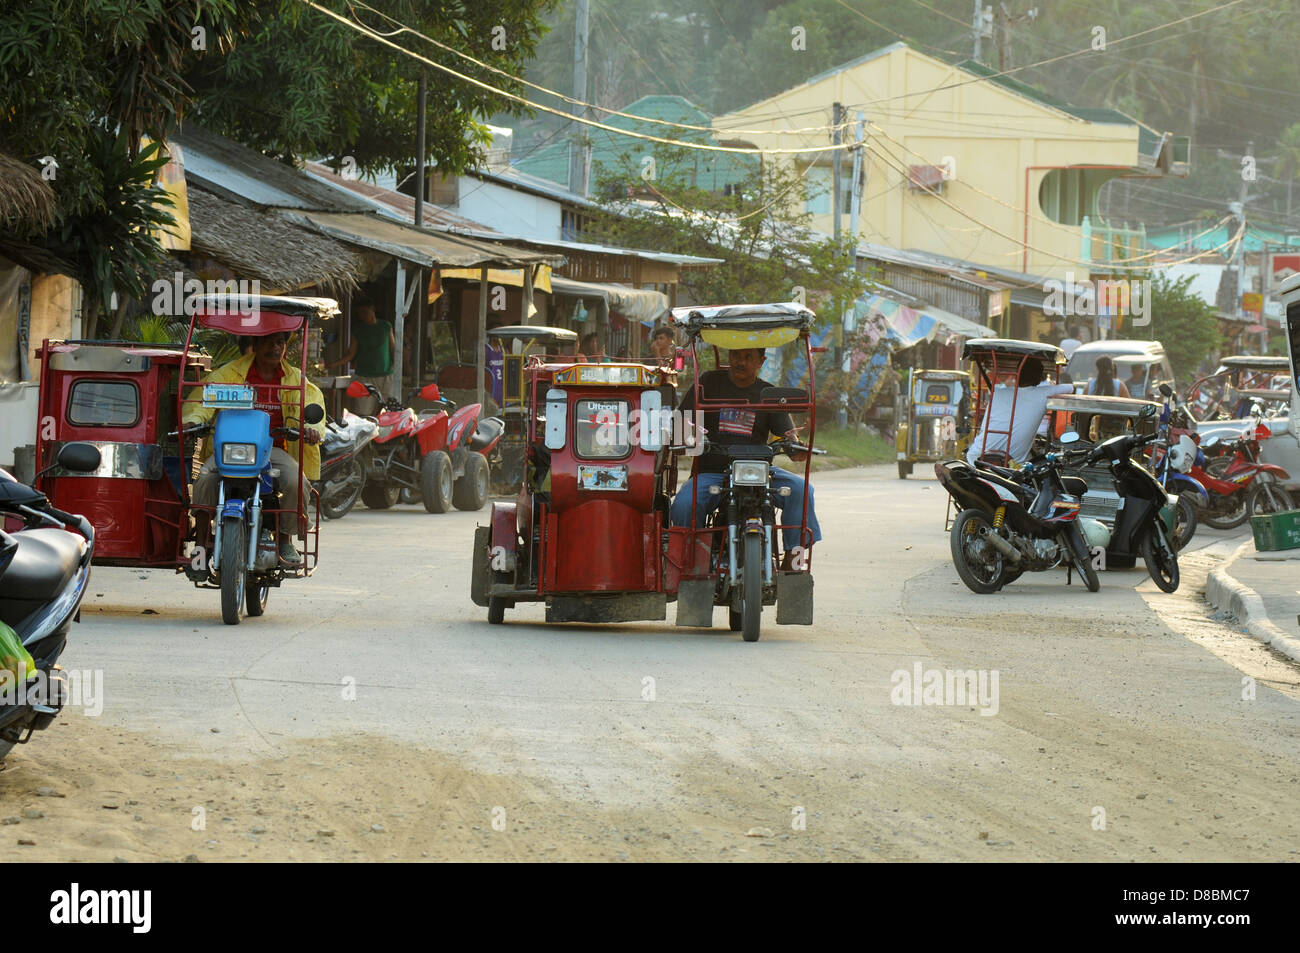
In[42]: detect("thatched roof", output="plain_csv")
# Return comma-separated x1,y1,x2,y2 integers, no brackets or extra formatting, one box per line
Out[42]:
0,154,57,234
186,186,366,294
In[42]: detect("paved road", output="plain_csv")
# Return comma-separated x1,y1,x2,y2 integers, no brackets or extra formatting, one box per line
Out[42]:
3,465,1298,862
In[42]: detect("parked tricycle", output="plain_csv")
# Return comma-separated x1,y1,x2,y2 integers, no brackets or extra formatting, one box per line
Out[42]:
470,302,820,641
895,368,971,479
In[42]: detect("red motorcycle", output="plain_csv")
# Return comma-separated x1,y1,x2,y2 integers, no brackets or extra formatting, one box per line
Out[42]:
1158,383,1292,528
347,381,503,514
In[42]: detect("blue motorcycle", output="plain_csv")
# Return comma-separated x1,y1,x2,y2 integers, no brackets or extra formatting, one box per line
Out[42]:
182,396,325,625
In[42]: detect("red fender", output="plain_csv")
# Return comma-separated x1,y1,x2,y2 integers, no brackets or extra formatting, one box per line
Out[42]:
446,403,482,452
489,501,518,570
1251,463,1291,480
413,411,449,457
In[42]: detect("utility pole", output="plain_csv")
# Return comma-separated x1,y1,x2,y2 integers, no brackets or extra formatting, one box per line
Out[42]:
414,74,426,227
841,111,866,431
568,0,591,197
831,102,843,244
994,3,1038,72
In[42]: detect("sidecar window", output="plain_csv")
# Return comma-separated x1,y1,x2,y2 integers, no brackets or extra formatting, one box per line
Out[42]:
574,399,630,459
67,380,140,427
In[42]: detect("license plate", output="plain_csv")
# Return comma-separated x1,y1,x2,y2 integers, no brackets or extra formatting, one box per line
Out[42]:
578,464,627,491
202,383,255,408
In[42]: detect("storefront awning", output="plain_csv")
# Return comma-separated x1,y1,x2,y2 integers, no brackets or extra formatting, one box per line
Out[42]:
854,293,997,347
439,265,553,293
550,276,669,325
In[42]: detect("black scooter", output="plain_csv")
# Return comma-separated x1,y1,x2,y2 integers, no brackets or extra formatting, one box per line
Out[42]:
1085,428,1181,592
0,443,100,765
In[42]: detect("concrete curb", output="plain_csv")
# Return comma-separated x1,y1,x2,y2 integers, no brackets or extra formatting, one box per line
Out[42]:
1205,541,1300,664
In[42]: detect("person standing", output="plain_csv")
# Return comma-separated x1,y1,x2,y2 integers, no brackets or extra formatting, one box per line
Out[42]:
328,297,395,413
649,325,677,362
1059,325,1084,360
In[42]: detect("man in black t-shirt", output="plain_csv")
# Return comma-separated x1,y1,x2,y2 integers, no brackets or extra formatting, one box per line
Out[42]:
669,348,822,564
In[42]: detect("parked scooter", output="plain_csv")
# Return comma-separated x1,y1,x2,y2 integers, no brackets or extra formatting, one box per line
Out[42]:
0,443,99,765
936,435,1107,595
349,380,503,514
1158,383,1293,528
318,409,378,520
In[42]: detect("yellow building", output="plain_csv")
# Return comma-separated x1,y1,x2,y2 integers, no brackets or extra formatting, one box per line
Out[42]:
714,42,1188,284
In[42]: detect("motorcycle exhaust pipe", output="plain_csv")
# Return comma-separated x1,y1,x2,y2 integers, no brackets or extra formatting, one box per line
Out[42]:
978,526,1022,563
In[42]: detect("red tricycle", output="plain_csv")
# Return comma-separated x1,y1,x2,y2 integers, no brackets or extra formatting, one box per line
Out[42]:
35,294,336,624
469,302,820,641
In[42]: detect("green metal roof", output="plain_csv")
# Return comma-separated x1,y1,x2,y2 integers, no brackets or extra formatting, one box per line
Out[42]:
514,95,757,192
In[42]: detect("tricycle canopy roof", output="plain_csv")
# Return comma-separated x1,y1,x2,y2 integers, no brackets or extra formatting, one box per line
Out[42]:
671,302,815,332
1046,393,1161,417
910,369,971,382
962,338,1065,364
1217,355,1291,371
191,294,340,335
487,324,578,344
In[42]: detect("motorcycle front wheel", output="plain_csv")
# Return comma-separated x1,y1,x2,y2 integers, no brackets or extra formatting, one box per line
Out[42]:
1065,524,1100,592
219,517,247,625
1246,480,1295,520
1173,494,1198,550
741,532,762,642
1140,520,1180,593
949,508,1006,594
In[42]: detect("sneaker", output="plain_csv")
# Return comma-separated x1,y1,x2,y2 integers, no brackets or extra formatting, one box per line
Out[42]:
279,541,303,566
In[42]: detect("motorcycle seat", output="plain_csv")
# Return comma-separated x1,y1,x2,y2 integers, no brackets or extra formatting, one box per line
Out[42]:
0,528,84,602
470,417,505,451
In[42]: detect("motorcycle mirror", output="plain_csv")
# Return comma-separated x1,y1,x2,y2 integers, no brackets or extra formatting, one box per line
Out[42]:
1139,404,1158,419
56,442,102,473
345,380,369,398
1059,431,1081,445
419,383,442,402
1158,383,1174,398
304,404,325,425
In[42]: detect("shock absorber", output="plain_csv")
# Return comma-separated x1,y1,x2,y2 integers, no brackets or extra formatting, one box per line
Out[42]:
993,505,1006,529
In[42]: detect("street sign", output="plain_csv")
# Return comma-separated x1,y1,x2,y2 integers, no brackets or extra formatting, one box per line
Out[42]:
1242,292,1263,313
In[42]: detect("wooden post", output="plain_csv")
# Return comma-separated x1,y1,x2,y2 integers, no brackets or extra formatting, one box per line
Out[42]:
393,262,406,399
522,264,534,325
477,267,488,411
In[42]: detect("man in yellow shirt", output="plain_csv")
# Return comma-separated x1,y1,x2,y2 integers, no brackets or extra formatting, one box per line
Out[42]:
183,332,325,565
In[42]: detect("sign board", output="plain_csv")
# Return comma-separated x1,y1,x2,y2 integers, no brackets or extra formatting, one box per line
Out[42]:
1242,292,1263,314
1268,252,1300,292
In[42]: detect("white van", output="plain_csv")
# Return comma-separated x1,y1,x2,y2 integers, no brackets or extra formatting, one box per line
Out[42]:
1066,340,1174,400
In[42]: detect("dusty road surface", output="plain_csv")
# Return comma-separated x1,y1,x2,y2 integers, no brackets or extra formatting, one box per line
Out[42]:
2,465,1297,862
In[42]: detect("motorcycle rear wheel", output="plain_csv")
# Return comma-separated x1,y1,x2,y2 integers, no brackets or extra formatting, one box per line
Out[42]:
220,517,246,625
949,509,1005,594
321,460,364,520
1140,521,1180,593
246,576,269,616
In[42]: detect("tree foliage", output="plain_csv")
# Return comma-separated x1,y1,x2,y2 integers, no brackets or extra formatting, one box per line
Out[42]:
1148,272,1223,381
187,0,560,177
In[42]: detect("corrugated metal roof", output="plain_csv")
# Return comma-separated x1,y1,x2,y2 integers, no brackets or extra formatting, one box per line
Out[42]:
175,125,374,213
515,235,723,267
286,211,565,270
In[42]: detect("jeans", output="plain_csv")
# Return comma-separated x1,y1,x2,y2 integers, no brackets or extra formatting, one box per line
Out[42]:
670,468,821,550
192,447,301,534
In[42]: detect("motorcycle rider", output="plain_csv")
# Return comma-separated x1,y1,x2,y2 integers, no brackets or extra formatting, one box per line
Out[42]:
966,359,1073,467
669,347,821,569
184,332,325,565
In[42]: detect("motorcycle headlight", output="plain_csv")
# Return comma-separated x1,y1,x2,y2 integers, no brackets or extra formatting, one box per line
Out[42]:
221,442,257,465
731,460,769,486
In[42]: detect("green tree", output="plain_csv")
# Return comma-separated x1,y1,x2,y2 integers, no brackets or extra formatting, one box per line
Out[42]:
187,0,560,177
1149,271,1222,382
